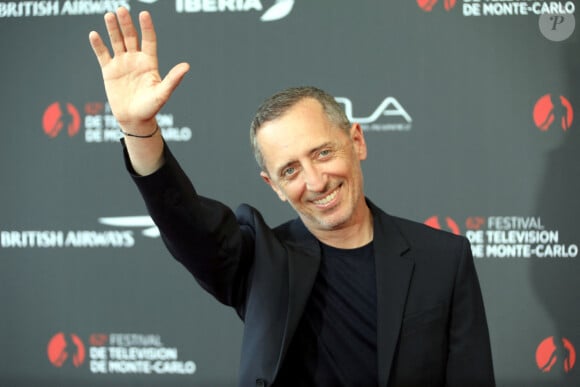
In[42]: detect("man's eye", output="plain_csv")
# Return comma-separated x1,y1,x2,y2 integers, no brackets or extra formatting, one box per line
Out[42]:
283,167,296,177
319,149,331,157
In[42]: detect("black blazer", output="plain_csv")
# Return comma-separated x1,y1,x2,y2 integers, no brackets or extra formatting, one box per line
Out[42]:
128,144,495,387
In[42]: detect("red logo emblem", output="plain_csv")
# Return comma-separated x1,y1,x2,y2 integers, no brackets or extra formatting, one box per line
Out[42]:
424,216,460,235
417,0,457,12
533,94,574,131
536,336,576,373
89,333,108,346
465,216,485,230
42,102,81,138
47,332,86,368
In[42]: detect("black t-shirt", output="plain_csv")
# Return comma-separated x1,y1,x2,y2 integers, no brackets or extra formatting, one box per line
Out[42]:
275,241,378,386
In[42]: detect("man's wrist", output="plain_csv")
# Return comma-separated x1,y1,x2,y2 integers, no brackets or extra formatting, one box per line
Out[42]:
120,124,160,138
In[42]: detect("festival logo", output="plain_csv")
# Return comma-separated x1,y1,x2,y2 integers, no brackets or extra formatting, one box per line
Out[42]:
424,215,461,235
533,94,574,131
42,102,81,138
423,214,578,259
417,0,457,12
418,0,576,20
47,332,196,375
40,101,192,143
47,333,86,368
536,336,576,373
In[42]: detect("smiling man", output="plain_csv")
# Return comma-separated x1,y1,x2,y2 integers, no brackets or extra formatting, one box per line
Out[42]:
89,7,495,387
255,95,371,248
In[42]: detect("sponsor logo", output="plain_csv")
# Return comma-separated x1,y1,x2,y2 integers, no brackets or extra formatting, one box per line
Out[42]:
175,0,295,22
418,0,576,19
48,333,86,368
424,215,461,235
533,94,574,131
41,101,192,143
536,336,576,373
0,1,131,18
425,215,578,259
0,229,135,248
42,102,81,138
0,216,160,249
48,332,197,375
417,0,457,12
1,218,135,249
467,216,577,259
335,96,412,132
98,216,159,238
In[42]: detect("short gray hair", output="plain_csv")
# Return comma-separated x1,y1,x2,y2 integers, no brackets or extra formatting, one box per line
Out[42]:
250,86,351,172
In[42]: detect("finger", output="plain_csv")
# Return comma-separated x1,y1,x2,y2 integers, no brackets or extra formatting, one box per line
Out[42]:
104,11,126,55
159,62,190,100
116,7,139,52
139,11,157,57
88,31,112,67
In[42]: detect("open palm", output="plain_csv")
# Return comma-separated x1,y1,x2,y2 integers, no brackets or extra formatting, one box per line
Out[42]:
89,8,189,133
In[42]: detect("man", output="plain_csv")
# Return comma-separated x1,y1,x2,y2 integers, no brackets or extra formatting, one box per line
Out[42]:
89,8,495,386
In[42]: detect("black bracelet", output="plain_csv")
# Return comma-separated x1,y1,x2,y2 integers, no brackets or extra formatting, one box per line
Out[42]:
120,125,160,138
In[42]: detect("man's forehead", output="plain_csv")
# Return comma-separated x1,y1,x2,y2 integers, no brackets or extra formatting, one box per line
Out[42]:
259,98,331,133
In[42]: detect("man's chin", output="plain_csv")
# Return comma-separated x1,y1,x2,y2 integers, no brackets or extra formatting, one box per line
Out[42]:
301,213,350,232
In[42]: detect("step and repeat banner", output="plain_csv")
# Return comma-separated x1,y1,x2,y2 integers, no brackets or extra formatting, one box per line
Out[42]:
0,1,578,386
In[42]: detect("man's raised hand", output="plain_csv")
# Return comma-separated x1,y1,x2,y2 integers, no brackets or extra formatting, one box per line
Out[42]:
88,7,190,136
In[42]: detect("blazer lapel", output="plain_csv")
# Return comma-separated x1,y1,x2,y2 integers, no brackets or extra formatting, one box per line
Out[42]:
274,219,321,375
370,202,415,386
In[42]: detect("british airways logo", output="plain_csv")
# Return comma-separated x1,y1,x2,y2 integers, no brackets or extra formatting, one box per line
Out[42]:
98,216,160,238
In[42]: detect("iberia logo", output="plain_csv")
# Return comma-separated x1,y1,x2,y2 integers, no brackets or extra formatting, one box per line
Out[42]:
47,332,86,368
536,336,576,373
417,0,457,12
42,102,81,138
424,215,461,235
533,94,574,131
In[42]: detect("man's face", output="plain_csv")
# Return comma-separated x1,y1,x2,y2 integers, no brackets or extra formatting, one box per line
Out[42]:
257,98,368,233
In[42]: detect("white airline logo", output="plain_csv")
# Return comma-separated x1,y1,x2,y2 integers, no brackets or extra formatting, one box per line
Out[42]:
99,216,160,238
261,0,294,21
335,96,413,132
173,0,295,21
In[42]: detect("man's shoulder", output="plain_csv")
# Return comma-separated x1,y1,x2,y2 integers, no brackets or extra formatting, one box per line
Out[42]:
234,203,299,235
235,204,312,248
369,201,467,250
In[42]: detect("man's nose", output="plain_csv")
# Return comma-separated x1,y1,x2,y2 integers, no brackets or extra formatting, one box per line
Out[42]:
303,164,326,192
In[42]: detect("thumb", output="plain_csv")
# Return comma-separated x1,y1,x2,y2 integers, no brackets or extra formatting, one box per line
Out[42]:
159,62,190,100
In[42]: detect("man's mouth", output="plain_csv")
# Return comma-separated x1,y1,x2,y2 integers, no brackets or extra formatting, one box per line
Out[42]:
312,187,339,206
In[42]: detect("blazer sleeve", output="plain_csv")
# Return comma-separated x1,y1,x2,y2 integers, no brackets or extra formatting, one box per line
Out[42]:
122,141,255,315
446,237,495,386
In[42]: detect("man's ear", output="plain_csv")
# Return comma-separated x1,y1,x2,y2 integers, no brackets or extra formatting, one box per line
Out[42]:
350,123,367,161
260,171,287,202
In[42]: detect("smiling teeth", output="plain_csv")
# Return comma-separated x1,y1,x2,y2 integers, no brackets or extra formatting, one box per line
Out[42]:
314,190,337,205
